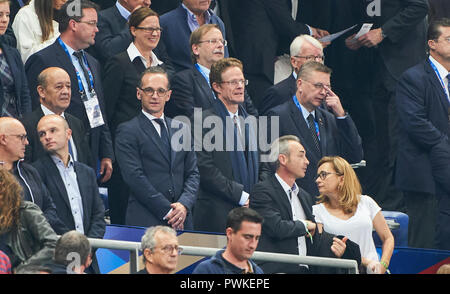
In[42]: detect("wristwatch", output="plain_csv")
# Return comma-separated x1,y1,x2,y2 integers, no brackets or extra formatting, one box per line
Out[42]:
380,28,387,39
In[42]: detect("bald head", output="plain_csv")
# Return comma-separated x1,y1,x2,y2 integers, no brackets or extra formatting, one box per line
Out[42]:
0,117,28,165
37,115,71,157
37,67,71,115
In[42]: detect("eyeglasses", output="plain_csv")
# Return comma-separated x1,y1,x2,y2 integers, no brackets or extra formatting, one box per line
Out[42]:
5,134,28,142
436,36,450,43
138,87,170,97
302,79,331,91
135,26,163,33
155,245,183,255
221,79,248,87
76,20,98,27
315,171,342,180
198,39,227,46
293,55,325,62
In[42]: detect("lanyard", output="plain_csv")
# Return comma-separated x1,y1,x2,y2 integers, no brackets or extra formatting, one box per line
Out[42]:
429,59,450,102
195,63,217,99
292,95,320,139
58,37,95,94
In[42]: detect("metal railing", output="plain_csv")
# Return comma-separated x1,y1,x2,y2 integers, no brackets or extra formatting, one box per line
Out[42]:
88,237,359,274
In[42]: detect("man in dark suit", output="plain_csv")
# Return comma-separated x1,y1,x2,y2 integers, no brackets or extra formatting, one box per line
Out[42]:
395,18,450,250
115,67,199,229
33,114,106,239
260,34,324,115
344,0,429,211
165,24,257,119
226,0,329,110
25,0,114,184
21,67,92,167
250,135,359,274
160,0,228,72
428,0,450,23
263,61,363,200
193,58,259,233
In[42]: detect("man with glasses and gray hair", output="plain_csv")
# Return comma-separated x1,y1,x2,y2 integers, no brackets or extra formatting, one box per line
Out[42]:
138,225,181,274
262,61,363,202
260,35,324,115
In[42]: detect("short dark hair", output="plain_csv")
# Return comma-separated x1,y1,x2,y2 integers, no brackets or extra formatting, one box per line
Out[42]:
226,207,263,232
427,18,450,41
54,231,91,266
138,66,170,89
58,0,99,33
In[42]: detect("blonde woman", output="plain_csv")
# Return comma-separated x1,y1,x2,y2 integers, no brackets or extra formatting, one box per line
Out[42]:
12,0,66,62
312,156,394,274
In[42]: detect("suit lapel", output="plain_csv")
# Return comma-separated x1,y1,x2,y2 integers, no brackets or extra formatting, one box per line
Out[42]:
137,113,171,163
315,109,327,155
1,45,20,98
270,174,293,220
44,155,72,211
74,163,89,228
166,117,177,168
425,61,450,110
193,67,215,107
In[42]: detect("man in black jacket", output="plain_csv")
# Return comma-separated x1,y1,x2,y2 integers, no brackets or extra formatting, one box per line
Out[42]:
0,117,66,234
250,135,361,274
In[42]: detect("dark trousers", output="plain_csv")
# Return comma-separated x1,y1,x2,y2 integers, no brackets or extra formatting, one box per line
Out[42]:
404,191,437,249
107,162,129,225
435,191,450,250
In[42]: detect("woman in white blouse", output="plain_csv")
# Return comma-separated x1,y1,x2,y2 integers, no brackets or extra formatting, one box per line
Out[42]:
312,156,394,274
12,0,66,63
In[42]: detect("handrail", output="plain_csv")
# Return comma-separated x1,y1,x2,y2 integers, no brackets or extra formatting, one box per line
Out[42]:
88,237,359,274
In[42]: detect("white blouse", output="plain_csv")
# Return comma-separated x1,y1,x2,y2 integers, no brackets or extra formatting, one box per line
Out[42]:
312,195,381,262
12,0,60,63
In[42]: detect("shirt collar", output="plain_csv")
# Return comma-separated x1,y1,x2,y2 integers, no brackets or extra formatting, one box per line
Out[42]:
196,63,210,76
227,109,239,118
429,55,450,81
295,96,315,121
142,109,165,122
182,3,212,30
50,153,74,168
275,172,298,195
127,42,163,67
115,1,131,20
41,104,65,118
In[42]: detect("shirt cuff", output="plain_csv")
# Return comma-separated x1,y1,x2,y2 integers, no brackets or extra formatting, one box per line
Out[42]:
306,24,313,36
239,191,249,206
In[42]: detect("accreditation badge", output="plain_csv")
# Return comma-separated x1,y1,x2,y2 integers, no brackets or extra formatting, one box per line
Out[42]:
82,90,105,129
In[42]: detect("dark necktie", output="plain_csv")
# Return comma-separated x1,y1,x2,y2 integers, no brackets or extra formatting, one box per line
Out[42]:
307,114,321,155
73,51,93,92
447,73,450,101
154,118,171,161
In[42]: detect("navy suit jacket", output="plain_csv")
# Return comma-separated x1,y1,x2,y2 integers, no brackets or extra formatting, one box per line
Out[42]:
0,42,31,117
20,107,93,168
395,59,450,195
260,73,296,115
33,155,106,238
263,99,363,198
165,65,258,119
115,112,199,228
160,5,228,72
25,40,114,169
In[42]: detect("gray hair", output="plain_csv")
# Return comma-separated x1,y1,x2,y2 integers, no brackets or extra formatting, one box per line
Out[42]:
54,230,91,266
268,135,301,169
290,34,323,57
141,225,176,251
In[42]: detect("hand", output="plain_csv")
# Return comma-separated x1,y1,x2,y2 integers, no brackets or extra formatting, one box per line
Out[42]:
331,236,348,258
315,29,331,48
167,202,187,230
345,34,362,51
99,158,113,183
305,220,316,236
358,28,384,48
243,198,250,208
323,85,346,117
366,260,382,274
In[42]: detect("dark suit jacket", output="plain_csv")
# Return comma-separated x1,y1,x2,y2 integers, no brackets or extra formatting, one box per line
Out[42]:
115,113,199,228
395,59,450,196
227,0,311,83
193,103,259,233
102,50,172,138
264,99,363,198
92,5,175,71
160,4,229,72
33,155,106,238
250,173,361,274
25,40,114,169
259,73,296,115
0,42,31,117
165,65,258,119
20,107,93,167
428,0,450,22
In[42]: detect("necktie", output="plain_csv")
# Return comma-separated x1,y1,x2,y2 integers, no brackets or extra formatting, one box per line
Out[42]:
73,51,93,92
154,118,171,161
447,73,450,102
307,114,321,155
68,140,74,160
